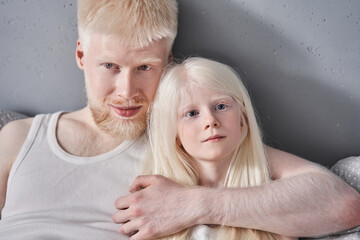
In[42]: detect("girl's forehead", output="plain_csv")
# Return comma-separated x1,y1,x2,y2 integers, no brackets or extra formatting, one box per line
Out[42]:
178,83,232,104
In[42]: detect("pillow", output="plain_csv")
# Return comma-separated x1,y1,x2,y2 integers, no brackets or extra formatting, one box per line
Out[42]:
331,156,360,192
307,230,360,240
0,110,28,131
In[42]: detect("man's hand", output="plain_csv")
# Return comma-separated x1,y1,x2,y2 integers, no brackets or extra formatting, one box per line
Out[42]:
112,175,205,240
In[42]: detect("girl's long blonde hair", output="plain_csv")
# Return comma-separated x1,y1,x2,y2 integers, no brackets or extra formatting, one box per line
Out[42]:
142,57,278,240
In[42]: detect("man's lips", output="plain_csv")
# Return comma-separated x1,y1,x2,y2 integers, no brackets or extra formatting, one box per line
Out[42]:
111,105,142,118
202,135,226,142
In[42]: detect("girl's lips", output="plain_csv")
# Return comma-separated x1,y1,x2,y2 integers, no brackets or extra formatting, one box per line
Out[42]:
203,135,226,142
111,105,142,118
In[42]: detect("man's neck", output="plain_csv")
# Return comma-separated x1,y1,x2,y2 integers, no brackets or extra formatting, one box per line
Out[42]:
56,107,126,157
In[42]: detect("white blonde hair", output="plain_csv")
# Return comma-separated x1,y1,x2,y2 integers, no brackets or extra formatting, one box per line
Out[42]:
143,57,279,239
77,0,178,50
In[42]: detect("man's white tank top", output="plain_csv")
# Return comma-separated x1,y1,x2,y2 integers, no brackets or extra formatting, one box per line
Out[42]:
0,111,146,239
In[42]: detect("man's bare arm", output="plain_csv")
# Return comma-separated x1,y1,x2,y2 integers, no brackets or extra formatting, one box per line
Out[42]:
0,118,32,219
113,147,360,240
208,147,360,236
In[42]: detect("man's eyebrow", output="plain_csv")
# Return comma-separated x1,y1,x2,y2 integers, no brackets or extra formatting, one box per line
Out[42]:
94,56,163,66
138,57,163,64
94,57,117,63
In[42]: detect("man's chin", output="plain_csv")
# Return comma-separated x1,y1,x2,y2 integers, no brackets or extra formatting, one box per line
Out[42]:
90,104,148,140
107,120,146,140
97,114,146,140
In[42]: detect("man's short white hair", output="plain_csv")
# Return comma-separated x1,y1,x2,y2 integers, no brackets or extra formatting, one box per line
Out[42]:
77,0,178,50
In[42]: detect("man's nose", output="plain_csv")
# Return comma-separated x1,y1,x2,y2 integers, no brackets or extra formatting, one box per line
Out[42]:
115,70,139,99
204,111,220,130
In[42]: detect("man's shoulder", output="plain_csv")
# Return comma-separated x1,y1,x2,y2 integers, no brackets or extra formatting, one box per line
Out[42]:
265,145,318,180
0,117,34,174
0,117,34,144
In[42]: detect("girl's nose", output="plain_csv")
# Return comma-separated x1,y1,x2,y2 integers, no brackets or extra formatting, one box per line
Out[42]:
204,112,220,130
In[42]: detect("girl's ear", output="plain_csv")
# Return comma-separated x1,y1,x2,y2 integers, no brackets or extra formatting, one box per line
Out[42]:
176,137,182,147
239,111,249,145
240,109,249,132
168,52,174,63
241,112,246,127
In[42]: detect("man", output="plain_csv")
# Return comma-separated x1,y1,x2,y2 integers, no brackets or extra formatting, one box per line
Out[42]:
0,0,359,239
0,1,176,239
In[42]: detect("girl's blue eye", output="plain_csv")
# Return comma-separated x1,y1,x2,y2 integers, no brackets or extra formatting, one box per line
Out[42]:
215,103,227,110
185,110,199,117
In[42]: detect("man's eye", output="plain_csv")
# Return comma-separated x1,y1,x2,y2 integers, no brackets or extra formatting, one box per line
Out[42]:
215,103,227,110
104,63,113,69
185,110,199,118
138,65,150,71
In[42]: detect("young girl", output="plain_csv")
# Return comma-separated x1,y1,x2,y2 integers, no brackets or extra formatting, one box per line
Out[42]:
142,57,296,240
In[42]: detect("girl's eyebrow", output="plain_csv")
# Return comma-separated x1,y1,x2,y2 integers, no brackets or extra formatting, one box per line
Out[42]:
178,104,194,111
177,103,196,115
210,94,233,101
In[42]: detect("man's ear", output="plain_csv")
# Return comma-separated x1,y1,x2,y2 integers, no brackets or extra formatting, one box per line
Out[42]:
75,39,84,70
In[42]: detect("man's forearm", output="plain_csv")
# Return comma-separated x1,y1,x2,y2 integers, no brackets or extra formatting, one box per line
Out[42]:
113,171,360,239
198,170,360,237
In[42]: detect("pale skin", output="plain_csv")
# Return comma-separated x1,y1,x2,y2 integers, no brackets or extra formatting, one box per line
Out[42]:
0,33,360,240
176,86,244,188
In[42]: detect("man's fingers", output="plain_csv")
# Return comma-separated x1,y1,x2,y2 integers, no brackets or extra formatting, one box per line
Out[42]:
112,209,130,224
129,230,147,240
114,199,127,210
128,223,158,240
114,194,131,210
119,219,143,237
129,175,163,193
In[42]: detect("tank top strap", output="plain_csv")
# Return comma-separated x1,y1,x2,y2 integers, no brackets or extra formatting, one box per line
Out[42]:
6,112,57,187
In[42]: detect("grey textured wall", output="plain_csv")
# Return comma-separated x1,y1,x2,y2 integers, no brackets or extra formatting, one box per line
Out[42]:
0,0,359,167
0,0,85,115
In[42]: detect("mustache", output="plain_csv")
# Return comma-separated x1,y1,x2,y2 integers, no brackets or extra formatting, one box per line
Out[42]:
107,99,145,107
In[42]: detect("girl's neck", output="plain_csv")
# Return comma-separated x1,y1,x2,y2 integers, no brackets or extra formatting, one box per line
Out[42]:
195,157,231,188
